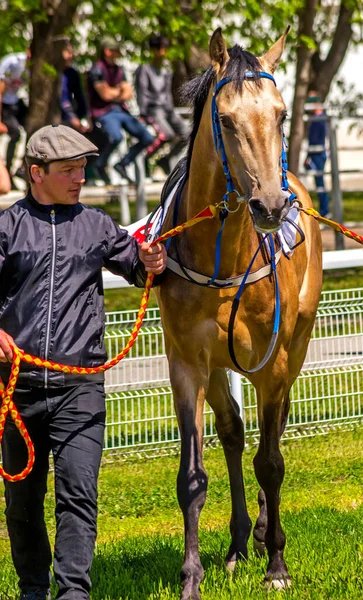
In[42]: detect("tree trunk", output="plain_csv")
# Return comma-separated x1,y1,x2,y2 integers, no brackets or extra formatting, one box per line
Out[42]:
287,0,318,175
288,0,355,175
311,2,354,101
170,0,210,103
27,0,81,137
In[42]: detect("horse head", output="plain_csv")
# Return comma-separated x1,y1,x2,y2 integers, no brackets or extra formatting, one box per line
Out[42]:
209,27,291,233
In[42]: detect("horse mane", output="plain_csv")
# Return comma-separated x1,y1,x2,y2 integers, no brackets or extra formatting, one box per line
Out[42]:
160,45,261,205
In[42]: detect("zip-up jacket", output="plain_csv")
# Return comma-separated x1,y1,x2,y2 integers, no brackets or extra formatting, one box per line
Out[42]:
0,191,148,387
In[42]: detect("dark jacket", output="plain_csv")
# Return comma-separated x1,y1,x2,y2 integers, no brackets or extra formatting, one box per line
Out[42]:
0,191,147,387
61,66,88,123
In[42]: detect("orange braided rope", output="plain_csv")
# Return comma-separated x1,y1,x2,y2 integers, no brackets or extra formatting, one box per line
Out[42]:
299,206,363,246
0,204,217,482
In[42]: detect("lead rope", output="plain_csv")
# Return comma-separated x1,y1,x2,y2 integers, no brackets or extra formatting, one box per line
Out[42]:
0,204,217,482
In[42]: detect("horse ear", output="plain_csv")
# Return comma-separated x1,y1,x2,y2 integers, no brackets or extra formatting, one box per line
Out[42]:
209,28,229,70
259,26,290,74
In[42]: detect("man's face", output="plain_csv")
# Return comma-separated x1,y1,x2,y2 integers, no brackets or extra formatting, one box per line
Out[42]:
34,158,86,204
62,44,74,66
104,47,121,63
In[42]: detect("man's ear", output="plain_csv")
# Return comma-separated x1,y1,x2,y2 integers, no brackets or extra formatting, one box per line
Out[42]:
30,164,43,183
259,26,290,74
209,28,229,71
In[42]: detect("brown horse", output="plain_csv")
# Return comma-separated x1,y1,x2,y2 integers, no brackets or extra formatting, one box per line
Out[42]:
154,27,322,599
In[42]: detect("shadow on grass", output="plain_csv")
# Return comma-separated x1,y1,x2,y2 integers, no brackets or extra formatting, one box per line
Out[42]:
91,536,183,599
89,505,363,599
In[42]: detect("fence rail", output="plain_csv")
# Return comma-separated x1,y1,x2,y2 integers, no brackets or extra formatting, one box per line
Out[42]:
104,287,363,456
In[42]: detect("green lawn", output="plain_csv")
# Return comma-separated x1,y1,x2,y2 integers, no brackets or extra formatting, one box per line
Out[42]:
1,428,363,598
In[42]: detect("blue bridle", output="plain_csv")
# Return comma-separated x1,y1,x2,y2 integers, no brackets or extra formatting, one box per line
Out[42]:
211,71,296,374
211,71,296,205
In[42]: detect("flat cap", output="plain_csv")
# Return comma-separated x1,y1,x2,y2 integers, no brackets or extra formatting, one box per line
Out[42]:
26,124,99,164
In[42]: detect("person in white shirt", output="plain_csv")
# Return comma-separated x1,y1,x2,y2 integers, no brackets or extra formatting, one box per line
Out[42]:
0,50,30,180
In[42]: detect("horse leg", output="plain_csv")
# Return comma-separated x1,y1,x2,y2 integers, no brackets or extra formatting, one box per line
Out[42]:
207,368,251,571
253,394,291,588
170,358,208,600
253,391,290,556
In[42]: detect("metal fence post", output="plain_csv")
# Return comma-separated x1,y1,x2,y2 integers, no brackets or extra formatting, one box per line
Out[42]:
327,116,344,250
119,182,131,225
230,371,243,416
134,154,148,220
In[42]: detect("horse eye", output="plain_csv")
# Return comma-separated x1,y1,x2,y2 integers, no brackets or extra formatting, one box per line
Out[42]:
280,111,288,124
219,114,235,130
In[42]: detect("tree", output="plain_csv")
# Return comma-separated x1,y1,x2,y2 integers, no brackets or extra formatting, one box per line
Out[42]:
288,0,361,175
0,0,361,151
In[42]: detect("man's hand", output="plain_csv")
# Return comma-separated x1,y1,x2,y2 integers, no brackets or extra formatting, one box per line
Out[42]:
0,122,8,135
0,329,14,362
139,242,167,274
118,81,133,101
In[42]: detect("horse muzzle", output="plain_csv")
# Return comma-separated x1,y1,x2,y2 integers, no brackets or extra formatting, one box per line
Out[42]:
248,195,290,233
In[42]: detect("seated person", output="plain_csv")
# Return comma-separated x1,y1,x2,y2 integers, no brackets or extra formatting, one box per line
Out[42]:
61,40,90,134
134,34,189,176
87,37,154,185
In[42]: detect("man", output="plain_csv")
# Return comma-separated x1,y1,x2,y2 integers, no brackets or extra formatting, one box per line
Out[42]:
134,34,189,176
87,37,154,184
61,40,90,134
0,49,30,183
0,124,167,600
304,90,331,218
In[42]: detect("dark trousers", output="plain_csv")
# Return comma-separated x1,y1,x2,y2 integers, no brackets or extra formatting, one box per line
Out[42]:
1,382,106,599
1,100,27,173
95,106,154,169
148,107,189,162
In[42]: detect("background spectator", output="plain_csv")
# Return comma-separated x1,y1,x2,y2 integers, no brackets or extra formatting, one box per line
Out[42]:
0,49,30,186
61,40,90,134
134,34,189,176
87,37,154,185
304,89,331,218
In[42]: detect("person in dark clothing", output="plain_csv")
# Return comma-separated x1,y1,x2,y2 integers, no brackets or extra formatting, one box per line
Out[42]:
0,124,167,600
61,41,89,134
87,37,154,185
304,90,330,218
0,49,31,186
134,34,189,176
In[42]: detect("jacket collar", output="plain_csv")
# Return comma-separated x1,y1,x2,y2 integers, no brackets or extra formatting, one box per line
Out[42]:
26,188,79,215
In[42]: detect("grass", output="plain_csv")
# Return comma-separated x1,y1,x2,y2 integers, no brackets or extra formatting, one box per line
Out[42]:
1,428,363,598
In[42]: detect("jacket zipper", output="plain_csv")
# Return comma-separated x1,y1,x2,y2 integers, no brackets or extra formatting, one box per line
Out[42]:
44,209,56,388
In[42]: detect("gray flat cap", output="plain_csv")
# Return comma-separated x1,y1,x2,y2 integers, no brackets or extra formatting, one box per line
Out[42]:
26,124,99,163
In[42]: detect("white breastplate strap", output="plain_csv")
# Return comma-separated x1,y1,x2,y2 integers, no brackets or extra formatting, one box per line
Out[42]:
166,248,283,288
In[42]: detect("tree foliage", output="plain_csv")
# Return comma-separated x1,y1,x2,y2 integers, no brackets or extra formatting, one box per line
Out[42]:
0,0,362,158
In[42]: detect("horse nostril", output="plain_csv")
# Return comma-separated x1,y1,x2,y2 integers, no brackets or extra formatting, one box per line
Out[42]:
249,199,268,218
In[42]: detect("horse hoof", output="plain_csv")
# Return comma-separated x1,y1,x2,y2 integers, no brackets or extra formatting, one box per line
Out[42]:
265,577,292,590
253,537,266,557
181,589,201,600
225,558,237,573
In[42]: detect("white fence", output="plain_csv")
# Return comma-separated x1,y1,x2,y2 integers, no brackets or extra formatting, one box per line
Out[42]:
103,286,363,456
